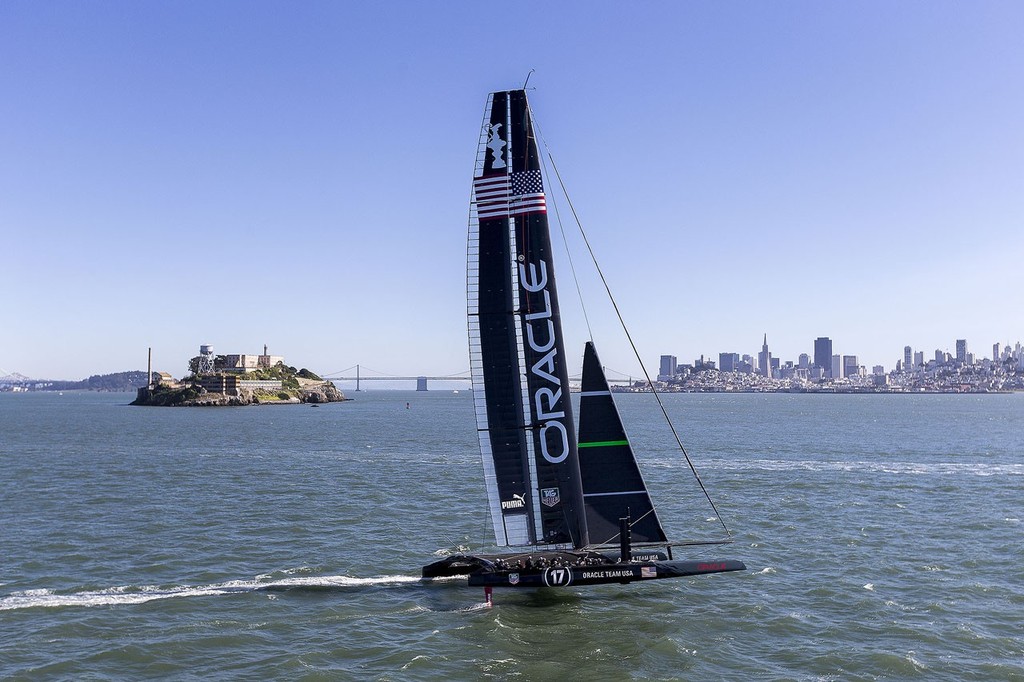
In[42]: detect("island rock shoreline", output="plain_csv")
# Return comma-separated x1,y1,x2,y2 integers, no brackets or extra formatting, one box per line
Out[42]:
132,380,347,407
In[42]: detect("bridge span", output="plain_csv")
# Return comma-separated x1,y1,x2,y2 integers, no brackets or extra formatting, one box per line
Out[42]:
324,365,635,391
328,375,470,391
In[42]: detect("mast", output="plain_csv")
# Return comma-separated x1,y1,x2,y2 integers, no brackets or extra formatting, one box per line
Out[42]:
468,90,588,549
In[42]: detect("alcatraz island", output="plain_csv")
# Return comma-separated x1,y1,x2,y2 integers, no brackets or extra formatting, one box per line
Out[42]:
132,345,346,406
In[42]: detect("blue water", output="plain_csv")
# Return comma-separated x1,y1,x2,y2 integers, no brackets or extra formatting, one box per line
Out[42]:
2,390,1022,679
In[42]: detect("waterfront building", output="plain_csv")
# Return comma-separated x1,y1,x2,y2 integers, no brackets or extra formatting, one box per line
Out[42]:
831,355,841,380
814,337,833,378
873,365,885,376
843,355,859,378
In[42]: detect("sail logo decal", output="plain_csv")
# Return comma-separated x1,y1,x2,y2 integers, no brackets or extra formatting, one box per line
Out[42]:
543,567,573,587
486,123,506,169
519,259,569,465
540,487,560,507
473,171,546,219
501,493,526,510
508,171,547,215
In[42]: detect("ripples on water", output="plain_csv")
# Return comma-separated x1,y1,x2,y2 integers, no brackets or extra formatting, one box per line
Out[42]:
1,391,1022,679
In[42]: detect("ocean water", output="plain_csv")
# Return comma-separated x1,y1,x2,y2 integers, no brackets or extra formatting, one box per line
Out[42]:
1,390,1022,680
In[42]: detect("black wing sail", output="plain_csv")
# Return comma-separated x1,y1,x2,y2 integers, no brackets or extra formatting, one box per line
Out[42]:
578,341,668,545
468,90,589,549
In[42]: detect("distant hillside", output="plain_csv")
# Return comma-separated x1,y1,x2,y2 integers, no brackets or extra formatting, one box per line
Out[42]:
39,371,150,392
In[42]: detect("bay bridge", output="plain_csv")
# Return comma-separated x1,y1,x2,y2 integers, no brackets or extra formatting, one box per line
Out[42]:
323,365,638,391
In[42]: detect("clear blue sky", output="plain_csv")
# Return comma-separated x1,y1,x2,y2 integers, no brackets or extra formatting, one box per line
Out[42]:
3,1,1022,380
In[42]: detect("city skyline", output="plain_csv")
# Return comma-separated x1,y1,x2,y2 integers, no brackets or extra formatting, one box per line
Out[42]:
5,333,1021,384
665,334,1022,379
3,3,1023,380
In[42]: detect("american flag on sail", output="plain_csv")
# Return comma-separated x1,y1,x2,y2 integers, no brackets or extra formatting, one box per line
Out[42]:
474,170,547,219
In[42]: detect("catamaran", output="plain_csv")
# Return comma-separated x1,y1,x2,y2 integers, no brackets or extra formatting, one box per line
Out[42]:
422,89,744,594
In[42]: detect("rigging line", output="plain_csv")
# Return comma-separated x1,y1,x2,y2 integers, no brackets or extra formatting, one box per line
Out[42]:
546,154,732,538
531,112,594,342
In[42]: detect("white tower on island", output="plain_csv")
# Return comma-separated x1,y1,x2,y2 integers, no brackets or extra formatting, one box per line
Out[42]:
198,344,215,375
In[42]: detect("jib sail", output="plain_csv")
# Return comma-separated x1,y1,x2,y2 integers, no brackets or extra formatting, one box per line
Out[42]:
577,341,667,545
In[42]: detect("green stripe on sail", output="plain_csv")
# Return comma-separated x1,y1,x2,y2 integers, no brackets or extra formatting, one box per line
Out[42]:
577,439,629,448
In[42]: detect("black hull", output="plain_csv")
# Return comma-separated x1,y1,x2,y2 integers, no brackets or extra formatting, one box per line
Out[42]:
470,559,745,588
422,551,745,587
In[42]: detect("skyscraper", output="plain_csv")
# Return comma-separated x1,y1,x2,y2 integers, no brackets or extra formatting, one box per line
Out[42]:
658,355,677,381
719,352,739,373
758,334,771,378
814,337,833,378
904,346,912,372
843,355,859,378
956,339,967,365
